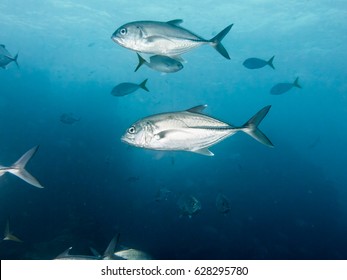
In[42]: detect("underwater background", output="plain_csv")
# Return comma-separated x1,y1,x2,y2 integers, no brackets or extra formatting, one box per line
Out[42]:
1,0,347,260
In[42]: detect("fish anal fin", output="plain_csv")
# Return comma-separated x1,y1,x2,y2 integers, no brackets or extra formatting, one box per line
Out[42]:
191,148,214,156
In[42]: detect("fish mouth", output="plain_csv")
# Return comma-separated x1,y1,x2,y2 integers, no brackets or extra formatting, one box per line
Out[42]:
121,135,134,146
121,135,129,143
111,34,120,44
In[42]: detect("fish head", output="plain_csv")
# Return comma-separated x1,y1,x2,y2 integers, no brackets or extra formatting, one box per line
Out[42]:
111,23,144,49
121,119,155,148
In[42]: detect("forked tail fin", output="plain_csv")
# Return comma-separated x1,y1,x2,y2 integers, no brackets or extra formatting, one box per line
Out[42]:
268,55,275,69
3,220,23,242
135,53,146,72
7,146,44,188
103,234,120,259
240,105,274,147
138,79,149,92
209,24,233,60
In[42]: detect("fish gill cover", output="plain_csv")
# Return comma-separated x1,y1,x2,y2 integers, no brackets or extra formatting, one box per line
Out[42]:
0,0,347,260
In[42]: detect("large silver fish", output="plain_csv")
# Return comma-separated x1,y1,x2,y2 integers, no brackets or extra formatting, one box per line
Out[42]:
111,20,232,60
0,44,18,69
0,146,43,188
121,105,273,156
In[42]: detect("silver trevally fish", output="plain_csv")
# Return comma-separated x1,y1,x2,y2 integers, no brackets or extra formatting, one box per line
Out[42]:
0,146,43,188
121,105,273,156
135,53,183,73
243,56,275,70
111,19,233,60
111,79,149,97
0,44,19,69
270,77,302,95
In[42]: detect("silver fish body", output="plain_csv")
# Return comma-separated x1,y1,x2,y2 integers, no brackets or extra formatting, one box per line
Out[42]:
135,53,183,73
121,105,273,156
111,20,232,59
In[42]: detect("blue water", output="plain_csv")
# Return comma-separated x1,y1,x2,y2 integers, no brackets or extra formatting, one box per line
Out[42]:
1,0,347,260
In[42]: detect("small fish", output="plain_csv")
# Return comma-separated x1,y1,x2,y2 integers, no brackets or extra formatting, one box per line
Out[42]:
55,234,120,260
0,146,43,188
215,193,231,214
243,56,275,69
111,79,149,97
60,113,80,124
177,194,201,218
135,53,183,73
155,187,171,202
114,248,152,260
270,77,302,95
3,220,22,242
121,105,273,156
0,44,19,69
111,20,232,60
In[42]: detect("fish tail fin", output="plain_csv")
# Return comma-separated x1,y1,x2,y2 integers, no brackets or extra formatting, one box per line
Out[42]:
3,220,22,242
139,79,149,92
8,146,44,188
209,24,233,60
240,105,274,147
135,53,146,72
293,77,302,89
103,234,120,259
268,55,275,69
14,52,19,69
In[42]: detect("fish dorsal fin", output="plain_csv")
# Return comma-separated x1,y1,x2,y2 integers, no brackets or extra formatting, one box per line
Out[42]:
191,148,214,156
167,19,183,26
187,105,207,114
0,44,5,48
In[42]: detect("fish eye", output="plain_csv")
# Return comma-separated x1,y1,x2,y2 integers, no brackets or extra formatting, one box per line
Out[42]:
128,126,136,134
119,28,127,35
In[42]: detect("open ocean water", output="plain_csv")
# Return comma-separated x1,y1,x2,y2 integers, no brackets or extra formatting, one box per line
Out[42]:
1,0,347,260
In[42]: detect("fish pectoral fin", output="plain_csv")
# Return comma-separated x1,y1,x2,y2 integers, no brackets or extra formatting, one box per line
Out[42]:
145,35,171,43
191,148,214,156
155,129,188,140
